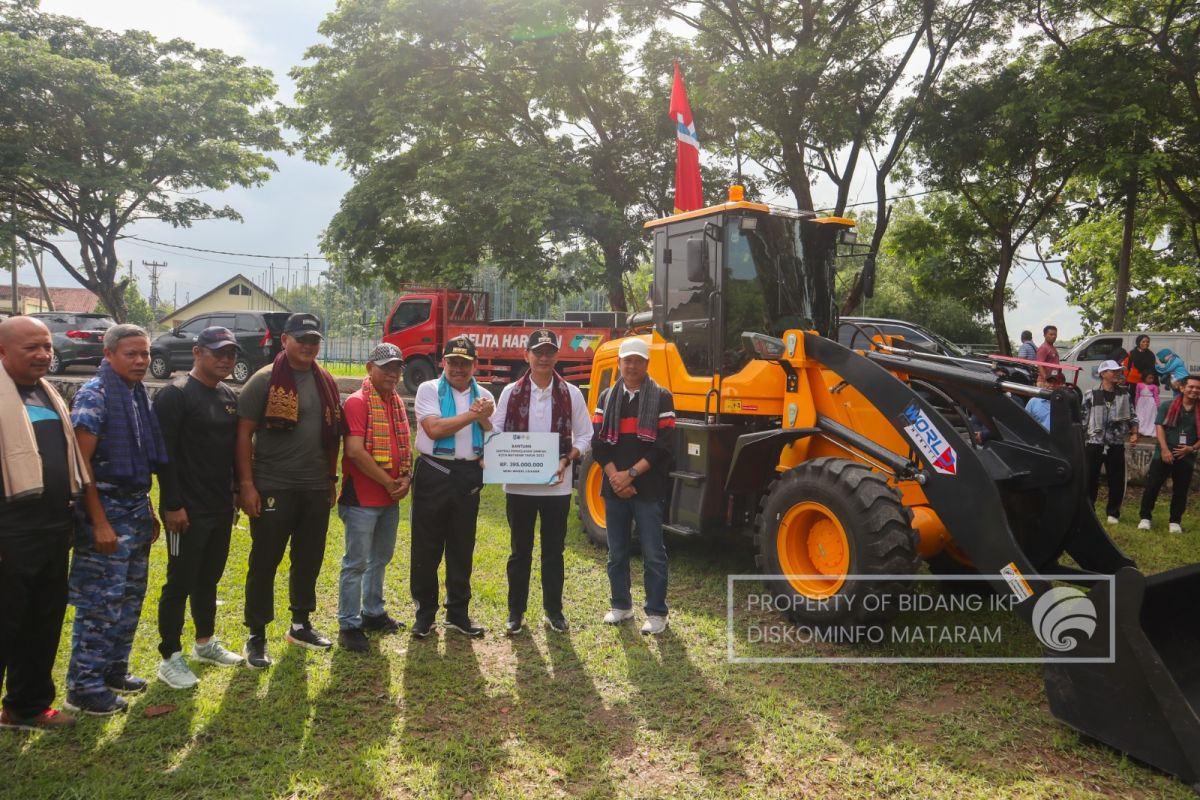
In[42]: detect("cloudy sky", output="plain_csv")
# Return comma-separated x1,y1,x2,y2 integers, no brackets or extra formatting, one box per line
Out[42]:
29,0,1075,340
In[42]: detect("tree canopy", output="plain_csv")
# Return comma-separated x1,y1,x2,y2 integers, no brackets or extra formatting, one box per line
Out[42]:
289,0,737,312
0,0,284,321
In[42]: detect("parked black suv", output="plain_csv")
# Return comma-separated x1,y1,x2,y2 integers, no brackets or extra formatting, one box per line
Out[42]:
150,311,289,383
33,312,117,375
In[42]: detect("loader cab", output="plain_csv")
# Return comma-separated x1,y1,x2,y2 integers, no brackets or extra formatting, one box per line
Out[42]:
647,191,849,380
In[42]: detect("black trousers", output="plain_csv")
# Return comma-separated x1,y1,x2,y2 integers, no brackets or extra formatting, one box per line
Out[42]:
410,457,482,622
244,488,331,632
1086,443,1127,518
0,528,71,717
505,493,570,617
1139,457,1197,524
158,511,234,658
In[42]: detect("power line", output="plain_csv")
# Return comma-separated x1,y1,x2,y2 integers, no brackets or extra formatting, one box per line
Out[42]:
814,187,941,214
123,235,330,262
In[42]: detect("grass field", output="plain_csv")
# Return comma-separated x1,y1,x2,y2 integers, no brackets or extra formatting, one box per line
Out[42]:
4,485,1200,799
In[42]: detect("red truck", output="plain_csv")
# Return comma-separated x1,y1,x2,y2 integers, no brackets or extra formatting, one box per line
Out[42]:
382,288,624,393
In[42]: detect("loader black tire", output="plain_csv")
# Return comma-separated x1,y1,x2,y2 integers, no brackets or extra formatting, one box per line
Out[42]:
755,457,920,625
576,453,609,549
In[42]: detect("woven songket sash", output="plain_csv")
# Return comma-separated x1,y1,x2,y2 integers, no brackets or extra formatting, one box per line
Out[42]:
363,376,411,475
503,371,572,456
263,351,342,452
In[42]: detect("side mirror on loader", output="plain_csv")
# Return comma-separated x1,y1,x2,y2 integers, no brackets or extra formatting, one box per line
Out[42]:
862,253,877,298
685,237,708,283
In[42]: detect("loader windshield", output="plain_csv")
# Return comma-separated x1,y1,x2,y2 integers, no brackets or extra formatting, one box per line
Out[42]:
721,214,839,374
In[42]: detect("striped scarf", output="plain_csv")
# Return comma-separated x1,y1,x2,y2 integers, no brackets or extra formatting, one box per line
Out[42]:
363,376,411,475
263,351,342,452
503,370,572,456
1164,396,1200,431
597,376,663,445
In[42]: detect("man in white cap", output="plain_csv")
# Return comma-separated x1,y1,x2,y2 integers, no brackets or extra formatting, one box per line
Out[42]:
1082,359,1137,524
590,337,675,635
491,330,592,635
336,343,412,652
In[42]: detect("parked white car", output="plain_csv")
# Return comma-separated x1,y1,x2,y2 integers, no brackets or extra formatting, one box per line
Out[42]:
1060,331,1200,393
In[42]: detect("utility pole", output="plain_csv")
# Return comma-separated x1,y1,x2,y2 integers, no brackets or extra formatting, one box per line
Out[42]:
9,196,18,315
143,260,166,313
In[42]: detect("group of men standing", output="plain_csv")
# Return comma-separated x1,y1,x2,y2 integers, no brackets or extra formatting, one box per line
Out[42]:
0,312,675,731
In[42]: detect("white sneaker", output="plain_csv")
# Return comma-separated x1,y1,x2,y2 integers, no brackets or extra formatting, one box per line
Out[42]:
641,615,668,636
602,607,635,624
1106,516,1119,525
1138,519,1152,531
1170,522,1184,534
157,652,199,689
192,639,245,666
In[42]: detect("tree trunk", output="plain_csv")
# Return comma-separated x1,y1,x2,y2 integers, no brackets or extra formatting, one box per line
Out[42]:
25,245,53,311
601,242,628,313
992,238,1014,356
1112,172,1137,330
97,281,128,324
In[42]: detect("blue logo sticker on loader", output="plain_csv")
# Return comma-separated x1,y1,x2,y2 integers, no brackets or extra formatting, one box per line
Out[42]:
901,403,957,475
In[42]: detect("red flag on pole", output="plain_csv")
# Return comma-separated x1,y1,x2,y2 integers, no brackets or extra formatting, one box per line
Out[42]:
669,61,703,214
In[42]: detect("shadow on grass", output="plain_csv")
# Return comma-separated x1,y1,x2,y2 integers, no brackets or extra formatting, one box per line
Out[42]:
400,633,502,796
506,632,636,796
619,626,753,793
167,642,315,796
299,638,397,794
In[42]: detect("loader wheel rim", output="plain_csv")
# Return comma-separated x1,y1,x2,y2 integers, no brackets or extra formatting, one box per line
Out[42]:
586,461,606,529
777,501,849,598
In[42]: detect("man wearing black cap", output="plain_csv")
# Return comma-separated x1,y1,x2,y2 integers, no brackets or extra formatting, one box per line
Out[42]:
336,343,412,652
152,327,245,689
236,313,342,668
410,335,494,637
490,330,592,634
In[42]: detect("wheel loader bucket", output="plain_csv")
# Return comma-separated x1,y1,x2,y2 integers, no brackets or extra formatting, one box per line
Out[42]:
1044,565,1200,786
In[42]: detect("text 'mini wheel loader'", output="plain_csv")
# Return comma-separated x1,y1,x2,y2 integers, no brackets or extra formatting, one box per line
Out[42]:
577,186,1200,785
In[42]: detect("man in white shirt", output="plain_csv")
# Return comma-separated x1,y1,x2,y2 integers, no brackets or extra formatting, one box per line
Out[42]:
410,336,494,638
490,330,592,635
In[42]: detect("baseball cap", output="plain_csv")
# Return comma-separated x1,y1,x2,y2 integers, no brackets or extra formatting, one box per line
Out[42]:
196,326,243,353
527,329,558,351
618,338,650,360
1045,368,1065,383
283,312,324,339
368,342,404,366
1097,359,1123,374
443,336,476,361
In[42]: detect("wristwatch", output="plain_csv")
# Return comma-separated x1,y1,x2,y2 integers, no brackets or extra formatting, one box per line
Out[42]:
628,465,639,478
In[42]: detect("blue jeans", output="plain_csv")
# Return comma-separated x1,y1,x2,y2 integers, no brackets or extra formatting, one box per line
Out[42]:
337,503,400,630
604,495,668,617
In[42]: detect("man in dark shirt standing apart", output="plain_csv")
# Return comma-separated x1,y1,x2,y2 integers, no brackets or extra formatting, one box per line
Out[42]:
1036,325,1060,382
237,313,342,668
336,343,412,652
152,327,246,690
591,338,675,635
0,317,88,731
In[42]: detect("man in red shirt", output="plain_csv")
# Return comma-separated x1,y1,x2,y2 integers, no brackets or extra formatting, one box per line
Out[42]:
336,343,413,651
1036,325,1060,382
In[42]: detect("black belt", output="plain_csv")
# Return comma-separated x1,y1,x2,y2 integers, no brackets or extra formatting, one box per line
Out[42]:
419,454,481,473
